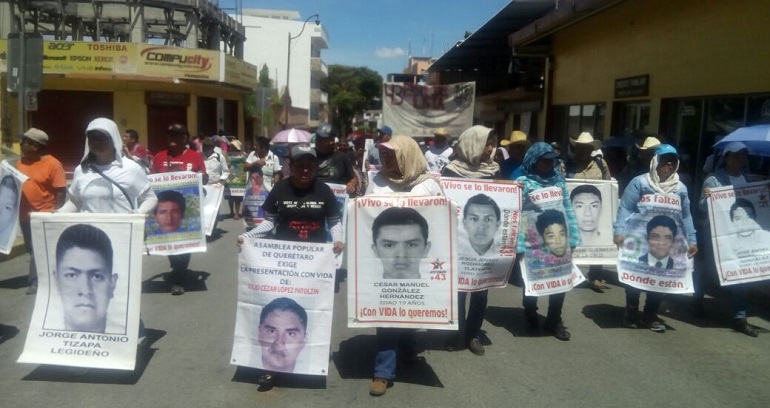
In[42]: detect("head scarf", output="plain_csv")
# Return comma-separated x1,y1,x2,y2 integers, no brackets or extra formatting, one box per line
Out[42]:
496,146,510,161
647,150,680,194
81,117,123,168
380,135,438,191
443,125,500,178
519,142,566,187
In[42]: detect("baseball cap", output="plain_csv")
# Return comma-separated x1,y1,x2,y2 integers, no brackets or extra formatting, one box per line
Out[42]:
23,128,49,145
291,145,317,160
167,124,189,135
315,123,334,138
655,144,679,157
723,141,752,155
380,126,393,136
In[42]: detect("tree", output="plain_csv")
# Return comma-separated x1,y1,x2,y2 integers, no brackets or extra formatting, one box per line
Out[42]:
322,65,382,137
259,63,271,88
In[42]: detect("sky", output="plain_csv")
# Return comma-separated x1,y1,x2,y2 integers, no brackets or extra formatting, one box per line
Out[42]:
239,0,512,79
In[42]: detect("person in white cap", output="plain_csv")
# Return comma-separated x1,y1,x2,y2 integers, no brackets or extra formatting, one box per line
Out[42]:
566,132,611,292
15,128,67,295
695,141,758,337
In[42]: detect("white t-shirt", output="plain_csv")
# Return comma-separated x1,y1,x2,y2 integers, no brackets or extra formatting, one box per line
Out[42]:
204,151,230,184
365,173,443,196
246,150,282,192
425,146,453,173
68,158,151,213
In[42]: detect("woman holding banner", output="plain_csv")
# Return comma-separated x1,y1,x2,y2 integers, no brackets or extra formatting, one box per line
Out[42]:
441,125,499,355
365,135,443,396
695,141,758,337
613,144,697,333
516,142,581,341
237,144,343,389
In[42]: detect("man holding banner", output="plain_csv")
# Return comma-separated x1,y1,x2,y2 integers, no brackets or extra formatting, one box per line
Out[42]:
614,144,697,333
516,142,582,342
236,145,343,389
698,141,762,337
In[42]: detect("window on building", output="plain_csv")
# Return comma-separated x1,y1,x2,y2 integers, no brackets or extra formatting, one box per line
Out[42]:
553,103,605,142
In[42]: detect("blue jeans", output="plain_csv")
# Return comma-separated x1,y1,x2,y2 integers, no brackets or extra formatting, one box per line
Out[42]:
458,290,488,340
732,285,748,319
373,328,415,380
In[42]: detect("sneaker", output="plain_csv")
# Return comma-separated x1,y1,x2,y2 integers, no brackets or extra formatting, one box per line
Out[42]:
369,378,389,396
623,307,640,329
544,320,571,341
643,316,666,333
256,373,275,390
171,284,185,296
468,338,485,356
732,318,758,338
25,284,37,295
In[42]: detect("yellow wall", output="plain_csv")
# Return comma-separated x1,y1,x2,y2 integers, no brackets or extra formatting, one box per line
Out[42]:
546,0,770,136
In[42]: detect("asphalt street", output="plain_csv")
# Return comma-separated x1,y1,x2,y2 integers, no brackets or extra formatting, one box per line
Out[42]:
1,212,769,408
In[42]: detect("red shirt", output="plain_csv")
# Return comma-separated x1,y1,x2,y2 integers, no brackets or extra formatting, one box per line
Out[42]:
151,148,207,177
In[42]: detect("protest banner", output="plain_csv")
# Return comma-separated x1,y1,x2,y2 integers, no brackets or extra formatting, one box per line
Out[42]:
440,177,520,291
382,81,475,138
618,193,693,293
707,181,770,285
228,155,247,197
566,179,619,265
145,171,206,255
347,195,458,330
231,238,336,376
18,213,145,370
0,161,27,254
520,187,585,296
202,183,225,236
326,183,349,269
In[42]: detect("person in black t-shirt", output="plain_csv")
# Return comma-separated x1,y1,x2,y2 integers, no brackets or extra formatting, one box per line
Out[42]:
313,124,358,195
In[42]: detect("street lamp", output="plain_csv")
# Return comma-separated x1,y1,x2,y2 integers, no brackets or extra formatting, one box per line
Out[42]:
284,14,320,127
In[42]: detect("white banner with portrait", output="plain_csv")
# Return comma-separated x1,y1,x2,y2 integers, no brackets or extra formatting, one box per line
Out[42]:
707,181,770,286
18,213,145,370
145,172,206,255
618,194,694,293
566,179,619,265
231,238,336,376
202,184,225,236
440,177,520,291
347,195,459,330
520,187,585,296
382,82,475,138
0,160,27,254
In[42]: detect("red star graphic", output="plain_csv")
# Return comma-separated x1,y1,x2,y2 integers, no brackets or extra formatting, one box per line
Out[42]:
431,258,445,270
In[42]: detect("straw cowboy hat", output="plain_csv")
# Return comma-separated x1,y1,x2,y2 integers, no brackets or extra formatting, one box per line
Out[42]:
569,132,602,149
500,130,530,147
636,136,661,150
433,127,451,138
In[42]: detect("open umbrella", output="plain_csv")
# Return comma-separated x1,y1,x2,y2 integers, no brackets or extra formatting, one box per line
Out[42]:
271,128,312,144
713,125,770,156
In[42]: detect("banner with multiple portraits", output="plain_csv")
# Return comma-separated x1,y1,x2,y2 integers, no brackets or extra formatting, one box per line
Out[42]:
228,155,247,197
202,184,225,236
144,171,206,255
566,179,619,265
520,187,585,296
0,160,27,255
617,194,693,293
18,213,145,370
347,195,459,330
231,238,336,376
440,177,520,291
707,181,770,286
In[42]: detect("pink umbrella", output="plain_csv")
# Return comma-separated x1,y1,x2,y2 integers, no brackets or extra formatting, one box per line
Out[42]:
271,128,312,143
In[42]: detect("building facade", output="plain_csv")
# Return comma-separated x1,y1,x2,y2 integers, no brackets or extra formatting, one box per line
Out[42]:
239,9,329,130
0,0,256,171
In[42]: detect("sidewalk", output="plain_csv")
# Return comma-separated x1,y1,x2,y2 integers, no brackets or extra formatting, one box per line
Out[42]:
0,237,26,262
